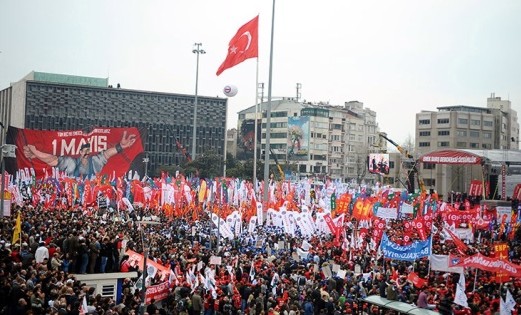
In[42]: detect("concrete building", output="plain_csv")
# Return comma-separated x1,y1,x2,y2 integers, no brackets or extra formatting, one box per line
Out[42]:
237,98,381,182
226,128,237,158
0,71,227,176
414,94,520,198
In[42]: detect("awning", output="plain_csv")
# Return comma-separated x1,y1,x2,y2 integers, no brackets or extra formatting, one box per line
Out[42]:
419,150,483,165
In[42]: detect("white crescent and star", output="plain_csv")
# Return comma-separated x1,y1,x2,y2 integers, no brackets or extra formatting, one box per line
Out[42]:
229,31,252,55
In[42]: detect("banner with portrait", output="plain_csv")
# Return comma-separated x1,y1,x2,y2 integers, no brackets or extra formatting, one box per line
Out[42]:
236,119,261,160
6,126,146,180
287,116,309,161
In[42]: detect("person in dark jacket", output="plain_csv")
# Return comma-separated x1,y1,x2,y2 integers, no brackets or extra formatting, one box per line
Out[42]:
437,293,454,315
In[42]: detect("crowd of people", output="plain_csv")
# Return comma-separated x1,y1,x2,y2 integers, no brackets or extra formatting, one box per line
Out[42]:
1,194,521,315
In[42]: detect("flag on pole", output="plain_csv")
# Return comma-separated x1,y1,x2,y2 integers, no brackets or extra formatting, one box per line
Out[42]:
79,295,88,315
12,211,21,245
249,257,256,281
504,289,516,313
454,273,468,308
216,15,259,76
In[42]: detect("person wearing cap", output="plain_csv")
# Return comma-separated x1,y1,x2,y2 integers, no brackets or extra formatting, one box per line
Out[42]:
22,130,137,178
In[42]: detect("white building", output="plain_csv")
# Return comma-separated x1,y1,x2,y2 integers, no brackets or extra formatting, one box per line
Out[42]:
236,98,381,182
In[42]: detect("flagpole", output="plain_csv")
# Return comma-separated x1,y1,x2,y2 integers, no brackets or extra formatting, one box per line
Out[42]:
263,0,276,204
472,268,478,292
253,59,260,189
223,100,228,178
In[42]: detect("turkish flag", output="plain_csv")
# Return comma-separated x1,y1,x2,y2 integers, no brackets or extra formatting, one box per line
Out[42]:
407,272,427,288
216,16,259,76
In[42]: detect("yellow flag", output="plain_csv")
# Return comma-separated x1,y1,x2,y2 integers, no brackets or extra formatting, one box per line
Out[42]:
12,211,21,245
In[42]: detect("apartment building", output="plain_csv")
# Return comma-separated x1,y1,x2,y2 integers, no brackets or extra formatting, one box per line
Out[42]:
237,98,381,182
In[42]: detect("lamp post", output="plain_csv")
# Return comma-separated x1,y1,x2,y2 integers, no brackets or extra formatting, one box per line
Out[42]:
191,43,206,160
142,156,149,178
138,220,161,315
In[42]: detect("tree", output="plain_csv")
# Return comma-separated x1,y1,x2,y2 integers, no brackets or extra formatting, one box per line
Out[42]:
355,155,367,186
402,133,416,157
194,150,224,178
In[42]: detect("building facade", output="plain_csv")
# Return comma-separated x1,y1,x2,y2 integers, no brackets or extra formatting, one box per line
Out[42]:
226,128,237,158
414,94,519,198
237,98,382,183
0,71,228,176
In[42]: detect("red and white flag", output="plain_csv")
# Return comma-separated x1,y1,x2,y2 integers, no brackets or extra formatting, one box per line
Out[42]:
216,16,259,76
79,296,88,315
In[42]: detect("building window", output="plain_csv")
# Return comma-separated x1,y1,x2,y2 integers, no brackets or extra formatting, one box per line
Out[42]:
389,161,395,169
438,141,450,147
458,118,468,124
424,178,436,186
483,120,493,127
419,142,431,147
483,132,492,139
482,143,492,149
469,131,480,138
437,118,449,124
419,131,431,136
456,130,467,137
470,143,479,148
419,119,430,125
438,130,450,136
423,163,436,170
456,142,467,148
470,119,481,126
263,132,288,138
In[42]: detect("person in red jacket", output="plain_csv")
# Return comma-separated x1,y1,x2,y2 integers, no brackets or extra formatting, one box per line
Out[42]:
120,254,131,272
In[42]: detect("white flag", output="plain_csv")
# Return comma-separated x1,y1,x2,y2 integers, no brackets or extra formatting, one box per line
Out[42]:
453,273,468,308
80,296,88,315
249,259,255,281
500,298,509,315
505,289,516,312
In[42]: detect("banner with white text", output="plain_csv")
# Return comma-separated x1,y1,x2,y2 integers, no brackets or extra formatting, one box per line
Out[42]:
6,126,146,179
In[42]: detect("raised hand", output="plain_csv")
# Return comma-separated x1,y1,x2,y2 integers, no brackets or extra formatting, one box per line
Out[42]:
120,130,137,149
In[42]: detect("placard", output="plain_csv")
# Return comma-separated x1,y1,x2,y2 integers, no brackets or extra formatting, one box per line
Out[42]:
209,256,222,265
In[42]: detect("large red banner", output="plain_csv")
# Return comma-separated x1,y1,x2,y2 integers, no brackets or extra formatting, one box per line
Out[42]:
145,281,170,304
6,126,145,179
451,253,521,277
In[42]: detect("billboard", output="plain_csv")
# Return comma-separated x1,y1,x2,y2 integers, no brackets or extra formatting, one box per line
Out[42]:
287,116,309,161
236,119,261,160
368,153,390,175
6,126,146,179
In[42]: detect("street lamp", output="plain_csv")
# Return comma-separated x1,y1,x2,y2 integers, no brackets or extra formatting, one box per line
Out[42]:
142,156,149,178
191,43,206,160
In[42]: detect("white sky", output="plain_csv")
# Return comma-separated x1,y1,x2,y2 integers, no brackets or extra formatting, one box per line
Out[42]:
1,0,520,144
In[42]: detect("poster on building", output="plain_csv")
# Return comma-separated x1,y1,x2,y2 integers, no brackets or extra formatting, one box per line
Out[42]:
236,119,261,160
5,126,146,180
287,116,309,161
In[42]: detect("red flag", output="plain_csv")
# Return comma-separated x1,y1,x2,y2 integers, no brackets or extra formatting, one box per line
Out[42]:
216,16,259,76
444,227,469,255
407,272,427,288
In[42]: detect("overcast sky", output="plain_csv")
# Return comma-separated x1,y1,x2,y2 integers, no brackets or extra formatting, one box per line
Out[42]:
1,0,520,144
